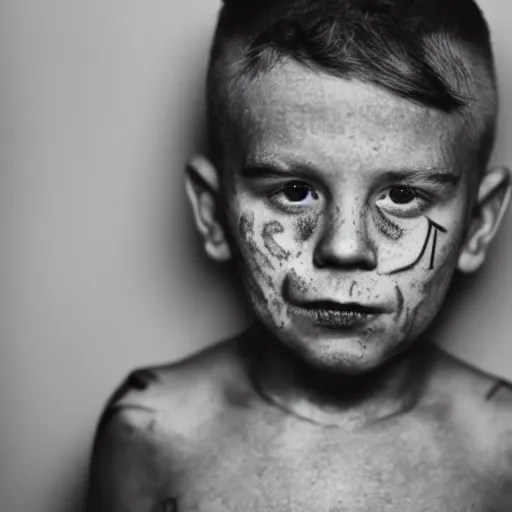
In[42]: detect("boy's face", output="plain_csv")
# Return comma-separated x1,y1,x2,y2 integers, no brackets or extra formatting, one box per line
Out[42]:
190,59,509,375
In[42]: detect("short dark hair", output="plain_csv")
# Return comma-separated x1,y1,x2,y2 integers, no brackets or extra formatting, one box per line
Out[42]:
207,0,497,172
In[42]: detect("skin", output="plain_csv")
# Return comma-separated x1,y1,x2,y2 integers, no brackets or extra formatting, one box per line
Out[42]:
222,59,473,374
87,58,512,511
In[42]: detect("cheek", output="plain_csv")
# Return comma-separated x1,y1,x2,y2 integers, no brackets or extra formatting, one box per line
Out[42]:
262,221,291,261
395,238,461,341
376,202,466,277
294,214,319,243
386,214,465,339
417,241,460,307
234,211,299,318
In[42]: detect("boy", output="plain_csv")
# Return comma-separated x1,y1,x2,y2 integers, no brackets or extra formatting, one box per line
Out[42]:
87,0,512,510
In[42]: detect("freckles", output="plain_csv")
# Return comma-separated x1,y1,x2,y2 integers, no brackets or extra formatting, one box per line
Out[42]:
294,215,318,242
287,269,315,295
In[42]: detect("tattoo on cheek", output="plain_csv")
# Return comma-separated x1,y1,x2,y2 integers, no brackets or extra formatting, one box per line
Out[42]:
238,213,280,317
295,215,318,242
262,221,290,261
383,217,448,275
239,213,274,275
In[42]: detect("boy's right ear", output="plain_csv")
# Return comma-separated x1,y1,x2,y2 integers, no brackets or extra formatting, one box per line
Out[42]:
185,156,232,262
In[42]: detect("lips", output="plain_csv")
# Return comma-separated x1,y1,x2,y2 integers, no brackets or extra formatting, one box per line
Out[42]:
288,300,388,329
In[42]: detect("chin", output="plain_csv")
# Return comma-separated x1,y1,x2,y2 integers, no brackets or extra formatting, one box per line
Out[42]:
282,330,395,376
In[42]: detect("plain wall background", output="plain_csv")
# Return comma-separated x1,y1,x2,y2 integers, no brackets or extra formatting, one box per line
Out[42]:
1,1,510,511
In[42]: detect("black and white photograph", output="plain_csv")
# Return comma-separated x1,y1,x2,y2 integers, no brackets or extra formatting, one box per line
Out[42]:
2,1,512,511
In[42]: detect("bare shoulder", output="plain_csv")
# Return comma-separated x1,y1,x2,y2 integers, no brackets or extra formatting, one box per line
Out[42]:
483,377,512,469
87,335,253,511
434,349,512,473
99,335,251,438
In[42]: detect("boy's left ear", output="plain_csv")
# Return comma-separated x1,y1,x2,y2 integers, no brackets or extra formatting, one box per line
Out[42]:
185,155,232,262
458,166,511,273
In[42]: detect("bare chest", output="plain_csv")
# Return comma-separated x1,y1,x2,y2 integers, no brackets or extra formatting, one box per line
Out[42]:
159,415,506,512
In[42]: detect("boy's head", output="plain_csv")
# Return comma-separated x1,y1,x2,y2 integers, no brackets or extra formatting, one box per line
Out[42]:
186,0,511,374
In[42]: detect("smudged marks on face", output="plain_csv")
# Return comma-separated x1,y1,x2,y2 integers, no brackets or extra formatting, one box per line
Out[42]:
238,212,276,319
395,285,405,321
295,215,318,242
285,269,311,296
373,206,405,241
379,217,448,276
239,213,274,279
402,306,419,341
262,221,290,261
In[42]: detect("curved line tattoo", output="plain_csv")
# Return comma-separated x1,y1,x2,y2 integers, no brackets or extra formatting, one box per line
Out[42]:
262,221,290,261
387,217,447,275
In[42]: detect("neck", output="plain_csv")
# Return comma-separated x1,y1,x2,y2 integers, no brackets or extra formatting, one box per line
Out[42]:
240,322,439,427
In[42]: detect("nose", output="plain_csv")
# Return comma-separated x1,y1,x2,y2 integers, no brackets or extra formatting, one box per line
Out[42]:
313,203,377,270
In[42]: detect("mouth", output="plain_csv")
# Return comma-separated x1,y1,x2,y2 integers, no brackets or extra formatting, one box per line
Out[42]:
290,301,386,329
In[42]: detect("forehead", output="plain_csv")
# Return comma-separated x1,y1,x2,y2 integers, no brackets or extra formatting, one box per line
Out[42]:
226,59,470,174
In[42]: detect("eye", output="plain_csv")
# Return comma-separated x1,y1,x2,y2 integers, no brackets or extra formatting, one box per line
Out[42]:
376,186,430,217
388,186,417,204
271,181,319,209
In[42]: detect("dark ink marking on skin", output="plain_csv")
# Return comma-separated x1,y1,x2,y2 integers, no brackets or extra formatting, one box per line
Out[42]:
395,285,404,321
430,227,439,270
373,206,404,240
239,213,275,276
285,270,310,295
295,215,318,242
486,381,502,401
238,212,254,239
402,306,417,340
349,281,357,298
161,497,178,512
262,221,290,261
485,379,512,401
125,369,157,391
97,369,159,430
387,217,447,275
238,213,278,320
247,272,270,315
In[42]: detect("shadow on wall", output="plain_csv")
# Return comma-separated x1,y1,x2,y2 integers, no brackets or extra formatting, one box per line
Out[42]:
63,56,250,512
59,78,214,512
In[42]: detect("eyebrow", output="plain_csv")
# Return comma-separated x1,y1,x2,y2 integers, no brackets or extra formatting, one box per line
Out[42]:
242,163,461,186
241,165,297,178
383,168,461,186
